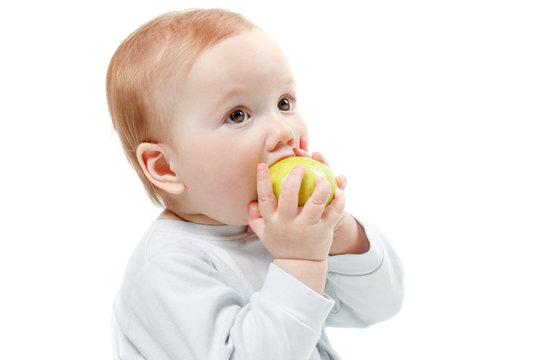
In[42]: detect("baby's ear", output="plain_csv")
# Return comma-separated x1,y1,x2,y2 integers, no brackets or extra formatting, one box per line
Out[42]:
136,142,186,195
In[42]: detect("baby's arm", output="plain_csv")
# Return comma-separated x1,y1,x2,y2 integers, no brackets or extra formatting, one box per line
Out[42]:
248,162,346,295
292,138,404,326
329,197,370,255
325,222,404,327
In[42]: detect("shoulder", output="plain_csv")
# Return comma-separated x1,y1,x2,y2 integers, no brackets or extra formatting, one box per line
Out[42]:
143,222,211,261
119,222,219,293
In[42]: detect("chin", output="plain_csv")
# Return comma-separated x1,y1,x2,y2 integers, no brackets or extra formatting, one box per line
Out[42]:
226,214,250,227
225,210,251,227
200,209,245,227
209,197,254,226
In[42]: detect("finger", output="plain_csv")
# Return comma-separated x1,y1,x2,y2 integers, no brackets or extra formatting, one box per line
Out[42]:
322,188,346,225
293,147,309,157
301,177,332,223
248,202,265,238
300,136,309,152
248,218,265,239
335,174,347,190
256,163,277,218
277,165,305,217
312,152,329,166
248,201,262,220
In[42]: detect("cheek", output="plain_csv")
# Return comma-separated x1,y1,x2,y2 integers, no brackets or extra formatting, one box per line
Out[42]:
200,152,259,224
218,155,258,193
192,143,260,199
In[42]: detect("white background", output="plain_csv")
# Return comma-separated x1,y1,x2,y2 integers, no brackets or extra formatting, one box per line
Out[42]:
1,0,539,359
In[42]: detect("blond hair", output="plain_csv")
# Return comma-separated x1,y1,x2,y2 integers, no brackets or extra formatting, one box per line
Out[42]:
106,9,255,206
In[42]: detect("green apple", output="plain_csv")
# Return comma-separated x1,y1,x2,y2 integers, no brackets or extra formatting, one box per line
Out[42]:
268,156,338,207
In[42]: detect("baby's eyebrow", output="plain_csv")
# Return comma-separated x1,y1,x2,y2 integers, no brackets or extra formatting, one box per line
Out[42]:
209,77,297,115
283,78,297,89
210,86,246,114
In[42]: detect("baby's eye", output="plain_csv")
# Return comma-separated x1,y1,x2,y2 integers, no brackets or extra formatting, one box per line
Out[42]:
226,109,248,124
278,97,293,111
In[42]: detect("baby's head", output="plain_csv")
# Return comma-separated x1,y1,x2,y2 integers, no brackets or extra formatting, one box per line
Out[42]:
107,9,308,225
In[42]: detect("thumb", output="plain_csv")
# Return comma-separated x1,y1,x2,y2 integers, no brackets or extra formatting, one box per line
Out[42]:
248,202,265,239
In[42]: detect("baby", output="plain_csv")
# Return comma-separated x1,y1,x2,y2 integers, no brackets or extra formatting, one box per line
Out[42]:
108,9,404,360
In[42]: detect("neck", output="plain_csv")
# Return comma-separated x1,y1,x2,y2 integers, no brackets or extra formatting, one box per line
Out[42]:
158,208,223,226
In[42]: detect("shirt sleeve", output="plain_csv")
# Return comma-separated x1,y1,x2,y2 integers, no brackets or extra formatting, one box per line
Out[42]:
120,243,335,360
324,220,405,328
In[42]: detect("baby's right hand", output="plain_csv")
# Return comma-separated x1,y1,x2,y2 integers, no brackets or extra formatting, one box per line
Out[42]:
248,163,345,261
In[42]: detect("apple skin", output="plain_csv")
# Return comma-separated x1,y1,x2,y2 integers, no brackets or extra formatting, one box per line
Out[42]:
268,157,338,207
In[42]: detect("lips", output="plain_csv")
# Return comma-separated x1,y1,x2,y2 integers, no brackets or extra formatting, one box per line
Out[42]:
269,153,295,167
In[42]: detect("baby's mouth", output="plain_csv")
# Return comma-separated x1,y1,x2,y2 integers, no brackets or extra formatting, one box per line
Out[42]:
269,153,295,167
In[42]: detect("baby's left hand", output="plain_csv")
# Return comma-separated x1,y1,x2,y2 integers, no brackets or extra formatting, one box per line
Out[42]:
294,137,369,255
293,136,348,194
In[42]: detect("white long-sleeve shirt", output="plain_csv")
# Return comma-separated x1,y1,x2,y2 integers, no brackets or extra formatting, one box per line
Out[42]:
112,219,404,360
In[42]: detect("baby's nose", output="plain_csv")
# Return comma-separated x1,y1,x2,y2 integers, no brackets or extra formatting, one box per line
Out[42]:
266,117,295,152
